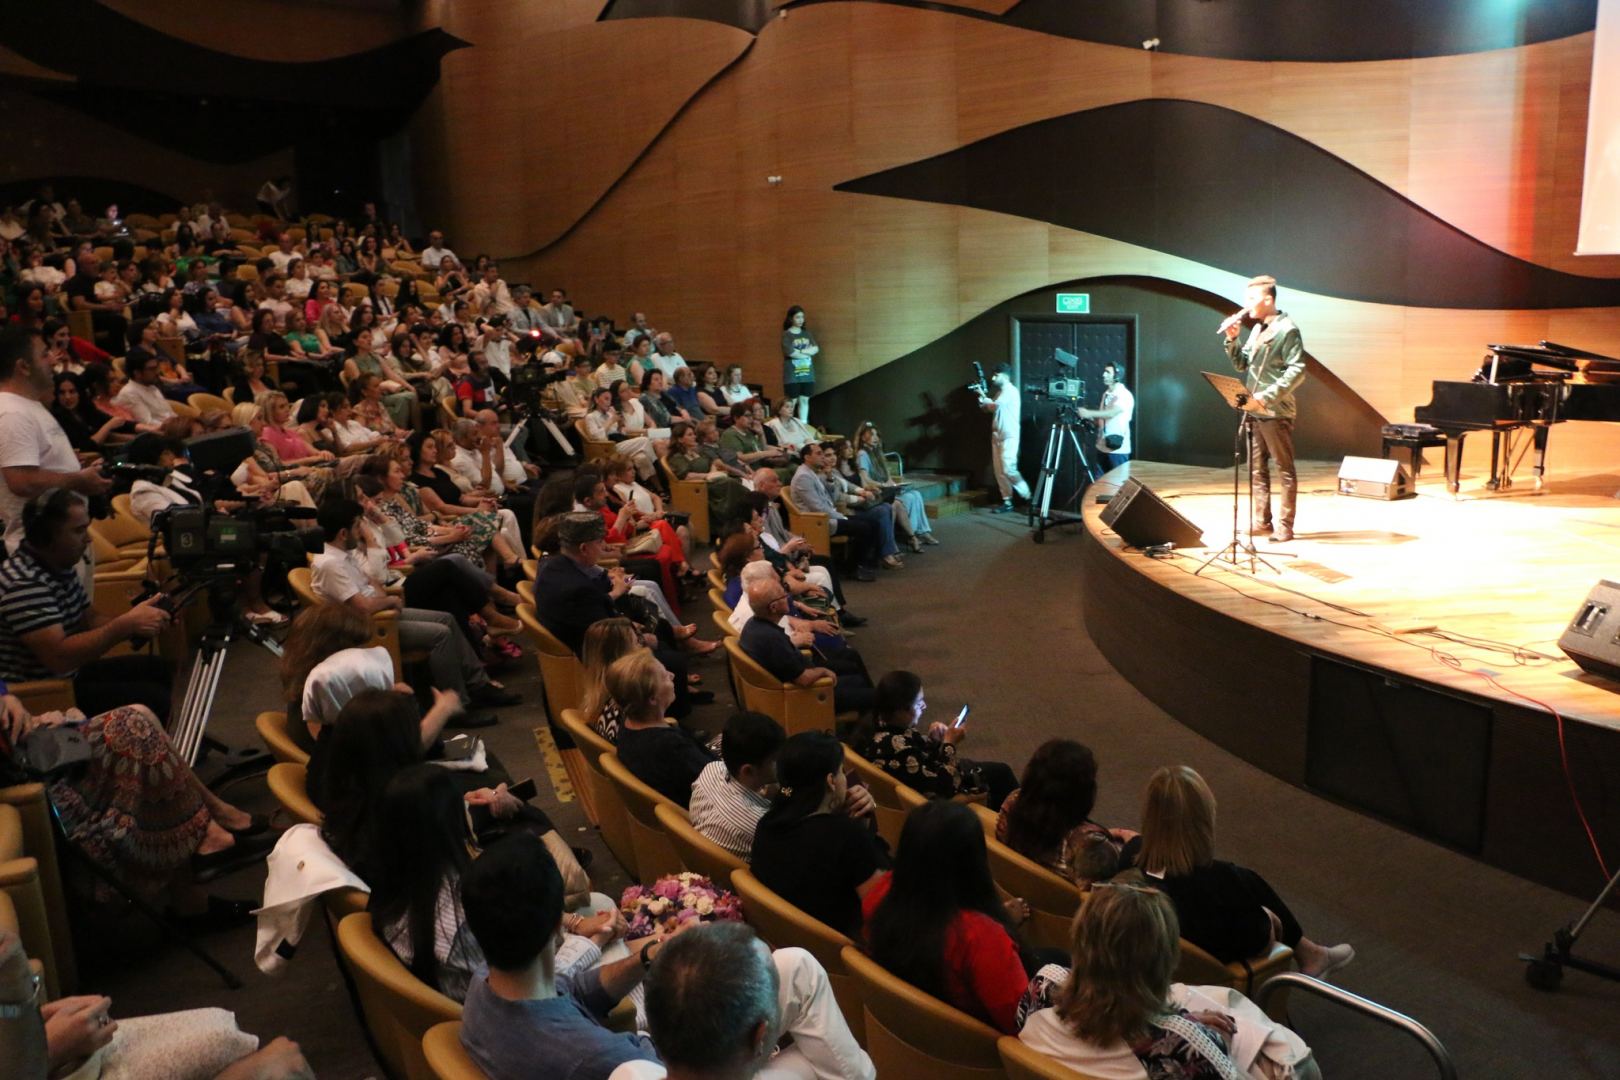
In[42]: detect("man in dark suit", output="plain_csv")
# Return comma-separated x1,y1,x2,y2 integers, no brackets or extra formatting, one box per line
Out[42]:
533,512,700,719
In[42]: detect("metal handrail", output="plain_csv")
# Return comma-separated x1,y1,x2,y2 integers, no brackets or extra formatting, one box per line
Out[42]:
1256,973,1457,1080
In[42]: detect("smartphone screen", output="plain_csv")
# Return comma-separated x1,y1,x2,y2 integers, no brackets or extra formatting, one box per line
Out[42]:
953,705,970,729
508,777,538,802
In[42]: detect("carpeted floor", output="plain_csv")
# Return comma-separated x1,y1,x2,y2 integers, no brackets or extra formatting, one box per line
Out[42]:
83,510,1620,1079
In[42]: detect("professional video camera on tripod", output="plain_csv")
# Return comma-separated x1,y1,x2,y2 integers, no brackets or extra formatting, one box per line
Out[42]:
133,428,317,773
1027,348,1102,541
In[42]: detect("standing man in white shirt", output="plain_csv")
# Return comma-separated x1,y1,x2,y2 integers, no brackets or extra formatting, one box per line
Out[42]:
256,176,293,219
112,353,176,431
1078,361,1135,472
420,230,457,270
977,362,1029,513
0,328,111,574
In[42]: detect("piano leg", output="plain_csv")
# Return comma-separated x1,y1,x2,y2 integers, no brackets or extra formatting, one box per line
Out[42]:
1445,434,1466,496
1533,425,1550,489
1488,431,1510,491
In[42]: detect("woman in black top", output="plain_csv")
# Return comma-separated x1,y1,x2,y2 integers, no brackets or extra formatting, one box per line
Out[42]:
855,670,1019,808
750,732,889,939
52,373,127,452
1138,765,1353,977
230,347,279,406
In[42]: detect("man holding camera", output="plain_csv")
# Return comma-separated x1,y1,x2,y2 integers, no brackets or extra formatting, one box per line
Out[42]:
976,362,1029,514
1077,361,1135,472
0,489,173,718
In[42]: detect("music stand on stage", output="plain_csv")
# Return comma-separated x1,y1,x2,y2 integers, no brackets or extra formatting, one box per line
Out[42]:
1197,370,1282,576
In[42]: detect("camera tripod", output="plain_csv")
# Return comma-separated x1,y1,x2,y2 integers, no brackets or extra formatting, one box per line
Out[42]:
169,575,282,781
1523,863,1620,991
1029,402,1102,543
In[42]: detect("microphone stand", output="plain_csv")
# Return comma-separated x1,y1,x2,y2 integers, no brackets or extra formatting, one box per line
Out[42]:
1195,372,1286,575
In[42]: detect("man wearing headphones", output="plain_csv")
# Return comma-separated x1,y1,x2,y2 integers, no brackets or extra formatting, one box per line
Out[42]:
0,489,172,718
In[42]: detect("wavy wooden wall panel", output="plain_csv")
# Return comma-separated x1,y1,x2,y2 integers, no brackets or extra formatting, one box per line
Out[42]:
97,0,405,62
0,43,71,81
413,14,750,257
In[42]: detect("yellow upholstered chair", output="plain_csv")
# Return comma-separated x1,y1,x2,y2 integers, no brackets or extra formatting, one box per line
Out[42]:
841,747,909,851
723,637,841,737
706,568,725,592
188,392,231,415
0,803,60,998
0,783,74,991
267,763,321,827
558,709,637,879
288,567,412,681
98,494,153,558
780,488,844,558
256,710,309,766
516,604,595,825
599,752,684,883
439,395,460,427
1176,938,1295,999
842,945,1005,1080
1000,1036,1109,1080
658,456,710,542
336,912,461,1080
423,1022,486,1080
653,802,745,889
575,418,615,464
732,868,865,1045
982,832,1084,953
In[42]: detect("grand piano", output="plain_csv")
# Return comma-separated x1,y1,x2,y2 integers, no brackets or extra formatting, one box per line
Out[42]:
1410,341,1620,494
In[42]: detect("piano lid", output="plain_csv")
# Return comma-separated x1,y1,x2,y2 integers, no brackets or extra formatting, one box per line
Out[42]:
1484,344,1579,372
1537,340,1620,366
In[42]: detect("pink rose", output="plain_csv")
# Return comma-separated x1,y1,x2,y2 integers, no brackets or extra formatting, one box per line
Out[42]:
652,878,683,900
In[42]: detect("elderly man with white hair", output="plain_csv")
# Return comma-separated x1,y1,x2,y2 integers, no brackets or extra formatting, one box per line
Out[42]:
729,559,840,645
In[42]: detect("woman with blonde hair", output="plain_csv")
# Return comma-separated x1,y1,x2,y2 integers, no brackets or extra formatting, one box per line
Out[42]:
606,649,714,808
1138,766,1352,978
228,400,321,505
578,617,644,742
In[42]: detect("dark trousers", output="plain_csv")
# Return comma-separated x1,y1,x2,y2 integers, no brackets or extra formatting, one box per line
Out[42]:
1248,417,1296,530
832,513,881,571
403,556,490,645
820,644,875,714
1099,451,1131,472
74,654,172,722
807,555,846,607
969,759,1020,812
503,489,536,551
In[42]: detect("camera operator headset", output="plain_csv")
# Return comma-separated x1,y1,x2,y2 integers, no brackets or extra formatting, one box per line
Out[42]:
974,361,1030,513
0,488,173,720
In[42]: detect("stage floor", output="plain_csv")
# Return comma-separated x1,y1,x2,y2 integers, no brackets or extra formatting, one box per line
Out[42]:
1088,460,1620,734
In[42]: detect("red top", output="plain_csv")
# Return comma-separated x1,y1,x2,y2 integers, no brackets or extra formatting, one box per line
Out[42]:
861,872,1027,1034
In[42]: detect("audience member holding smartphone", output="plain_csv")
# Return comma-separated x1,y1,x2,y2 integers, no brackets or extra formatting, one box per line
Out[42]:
849,670,1018,809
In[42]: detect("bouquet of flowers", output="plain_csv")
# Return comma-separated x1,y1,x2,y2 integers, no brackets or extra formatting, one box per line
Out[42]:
619,872,744,941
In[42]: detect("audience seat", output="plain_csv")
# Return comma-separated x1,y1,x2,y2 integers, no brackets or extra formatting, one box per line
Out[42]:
288,566,415,680
779,488,846,559
599,753,684,883
1176,937,1295,999
267,763,321,827
90,529,145,575
557,710,637,879
515,604,595,826
0,783,75,992
9,679,76,715
841,945,1005,1080
422,1021,487,1080
0,803,61,998
658,457,711,542
574,418,615,464
98,495,154,558
999,1036,1107,1080
706,568,725,592
256,711,310,766
722,637,847,737
980,827,1085,953
653,802,745,889
841,746,908,851
336,911,461,1080
66,309,96,346
731,868,865,1045
188,392,231,415
439,396,459,428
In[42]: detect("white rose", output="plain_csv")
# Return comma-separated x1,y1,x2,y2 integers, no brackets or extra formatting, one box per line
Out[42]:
694,896,715,916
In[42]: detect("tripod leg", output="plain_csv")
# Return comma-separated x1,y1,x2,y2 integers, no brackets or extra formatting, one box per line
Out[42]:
1032,422,1062,528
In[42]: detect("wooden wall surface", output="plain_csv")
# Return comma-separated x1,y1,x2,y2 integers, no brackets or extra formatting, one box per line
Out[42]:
96,0,406,62
413,2,1620,474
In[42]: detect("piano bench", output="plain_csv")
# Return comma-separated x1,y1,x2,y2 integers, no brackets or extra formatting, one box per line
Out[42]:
1380,427,1447,481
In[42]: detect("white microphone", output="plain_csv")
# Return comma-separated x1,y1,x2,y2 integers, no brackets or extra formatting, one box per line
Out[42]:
1218,308,1250,336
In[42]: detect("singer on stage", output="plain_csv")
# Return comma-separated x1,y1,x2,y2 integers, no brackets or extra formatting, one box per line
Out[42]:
1222,274,1307,543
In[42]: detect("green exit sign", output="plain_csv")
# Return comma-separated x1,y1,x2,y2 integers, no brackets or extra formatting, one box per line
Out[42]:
1056,293,1090,314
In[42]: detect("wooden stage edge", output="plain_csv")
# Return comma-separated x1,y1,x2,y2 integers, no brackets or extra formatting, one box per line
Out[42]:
1079,460,1620,899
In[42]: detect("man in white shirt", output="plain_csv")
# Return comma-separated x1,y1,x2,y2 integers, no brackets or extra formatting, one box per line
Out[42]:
0,327,110,561
688,711,785,860
472,264,515,318
256,176,293,218
420,230,456,270
310,498,514,723
257,273,295,331
622,312,653,349
976,362,1029,513
1078,361,1135,472
113,353,176,430
266,232,302,273
649,333,688,381
452,418,537,547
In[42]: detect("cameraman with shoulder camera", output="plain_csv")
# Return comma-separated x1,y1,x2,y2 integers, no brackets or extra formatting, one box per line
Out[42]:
0,327,112,570
0,489,173,718
975,362,1029,514
1077,361,1135,471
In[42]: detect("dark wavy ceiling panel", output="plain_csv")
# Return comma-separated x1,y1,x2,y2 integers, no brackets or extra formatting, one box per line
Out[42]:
779,0,1597,60
601,0,776,32
835,99,1620,311
0,1,463,109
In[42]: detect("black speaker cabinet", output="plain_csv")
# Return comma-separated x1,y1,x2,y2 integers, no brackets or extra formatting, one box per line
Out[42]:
1099,478,1204,549
1337,455,1414,500
1560,580,1620,682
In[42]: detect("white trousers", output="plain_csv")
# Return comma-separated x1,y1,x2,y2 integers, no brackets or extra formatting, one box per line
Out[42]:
991,433,1029,501
616,437,657,479
495,507,523,557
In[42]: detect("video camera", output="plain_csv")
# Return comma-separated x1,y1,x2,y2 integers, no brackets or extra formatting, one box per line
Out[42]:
156,503,313,574
1030,376,1086,403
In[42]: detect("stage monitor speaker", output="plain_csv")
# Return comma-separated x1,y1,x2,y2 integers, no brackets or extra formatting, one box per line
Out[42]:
1337,456,1413,500
1559,580,1620,682
1099,478,1204,549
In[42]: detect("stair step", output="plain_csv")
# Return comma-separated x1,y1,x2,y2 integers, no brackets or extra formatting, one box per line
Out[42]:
926,490,987,519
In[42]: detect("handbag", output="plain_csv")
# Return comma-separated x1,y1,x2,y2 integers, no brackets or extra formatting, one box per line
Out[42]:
623,529,663,556
16,721,92,777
